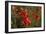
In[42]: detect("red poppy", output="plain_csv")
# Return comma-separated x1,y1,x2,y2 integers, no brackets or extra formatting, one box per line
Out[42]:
19,10,32,26
33,15,40,21
19,10,26,17
32,12,40,21
23,17,32,26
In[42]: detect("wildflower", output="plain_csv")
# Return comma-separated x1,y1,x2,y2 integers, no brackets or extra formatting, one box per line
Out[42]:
19,8,32,27
32,12,40,21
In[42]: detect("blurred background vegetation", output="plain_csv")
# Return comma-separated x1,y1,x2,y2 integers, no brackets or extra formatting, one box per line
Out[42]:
11,5,41,28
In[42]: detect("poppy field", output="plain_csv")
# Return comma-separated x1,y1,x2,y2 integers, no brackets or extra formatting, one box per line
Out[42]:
11,5,41,28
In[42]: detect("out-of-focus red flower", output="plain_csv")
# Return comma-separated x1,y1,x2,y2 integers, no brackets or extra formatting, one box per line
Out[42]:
35,15,40,21
32,12,40,21
23,17,32,26
19,10,32,26
19,10,26,17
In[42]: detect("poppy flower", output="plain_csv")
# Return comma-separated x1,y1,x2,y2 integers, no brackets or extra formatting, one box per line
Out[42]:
19,10,32,27
23,17,32,26
19,10,26,17
32,12,40,21
35,15,40,21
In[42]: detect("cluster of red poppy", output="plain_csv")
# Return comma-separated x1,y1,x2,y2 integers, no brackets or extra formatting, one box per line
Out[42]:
18,8,40,27
19,10,32,27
